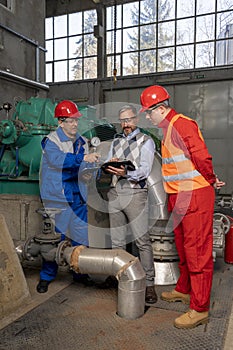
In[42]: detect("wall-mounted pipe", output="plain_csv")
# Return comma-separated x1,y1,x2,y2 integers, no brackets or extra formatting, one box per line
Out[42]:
0,23,46,84
0,23,46,51
0,70,49,91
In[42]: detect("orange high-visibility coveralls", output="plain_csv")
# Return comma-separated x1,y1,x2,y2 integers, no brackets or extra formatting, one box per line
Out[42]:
159,109,216,312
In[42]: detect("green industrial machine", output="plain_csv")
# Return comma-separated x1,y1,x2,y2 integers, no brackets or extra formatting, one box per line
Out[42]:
0,98,57,194
0,97,116,195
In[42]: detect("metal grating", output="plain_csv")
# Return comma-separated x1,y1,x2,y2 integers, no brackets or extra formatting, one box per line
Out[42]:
0,259,233,350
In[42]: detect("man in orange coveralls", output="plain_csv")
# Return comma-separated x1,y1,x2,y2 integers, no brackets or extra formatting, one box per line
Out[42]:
140,85,225,329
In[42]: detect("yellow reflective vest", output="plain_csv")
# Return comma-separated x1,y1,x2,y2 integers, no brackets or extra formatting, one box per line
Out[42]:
161,114,210,193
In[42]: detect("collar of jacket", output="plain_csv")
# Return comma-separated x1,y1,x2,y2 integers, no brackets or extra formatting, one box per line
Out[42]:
56,126,85,145
158,109,177,129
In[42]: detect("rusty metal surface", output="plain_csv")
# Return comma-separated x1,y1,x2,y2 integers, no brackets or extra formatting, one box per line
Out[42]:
0,258,232,350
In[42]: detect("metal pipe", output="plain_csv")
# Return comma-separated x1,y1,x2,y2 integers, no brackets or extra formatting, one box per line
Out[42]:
0,23,46,84
0,70,49,91
61,246,146,320
16,239,146,319
147,151,168,221
36,46,40,82
0,23,46,51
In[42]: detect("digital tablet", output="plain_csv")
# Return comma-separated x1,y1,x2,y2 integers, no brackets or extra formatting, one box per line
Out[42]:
101,160,135,172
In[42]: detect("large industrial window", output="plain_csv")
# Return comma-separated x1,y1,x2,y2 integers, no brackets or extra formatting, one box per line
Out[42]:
45,0,233,83
45,10,97,82
106,0,233,77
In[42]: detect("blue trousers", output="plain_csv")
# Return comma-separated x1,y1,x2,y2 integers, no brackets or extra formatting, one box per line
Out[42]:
40,198,88,281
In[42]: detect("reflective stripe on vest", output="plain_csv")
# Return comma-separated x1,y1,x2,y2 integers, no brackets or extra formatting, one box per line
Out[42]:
163,169,201,182
162,114,210,193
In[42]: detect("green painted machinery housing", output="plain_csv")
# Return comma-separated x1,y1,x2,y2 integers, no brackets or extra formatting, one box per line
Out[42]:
0,97,116,195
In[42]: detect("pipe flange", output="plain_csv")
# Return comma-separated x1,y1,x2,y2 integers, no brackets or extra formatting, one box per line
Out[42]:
34,233,61,244
22,237,36,261
55,240,72,266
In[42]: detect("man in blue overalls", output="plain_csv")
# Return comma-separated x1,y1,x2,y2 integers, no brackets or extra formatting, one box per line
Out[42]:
37,100,99,293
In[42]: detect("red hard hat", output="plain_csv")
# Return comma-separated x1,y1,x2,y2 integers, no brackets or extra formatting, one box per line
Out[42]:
54,100,82,118
140,85,170,112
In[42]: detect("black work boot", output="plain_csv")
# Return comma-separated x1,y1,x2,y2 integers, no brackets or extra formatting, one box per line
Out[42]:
36,280,50,293
72,273,94,286
145,286,158,304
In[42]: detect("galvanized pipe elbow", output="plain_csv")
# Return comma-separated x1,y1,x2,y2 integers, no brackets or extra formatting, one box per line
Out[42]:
62,246,146,320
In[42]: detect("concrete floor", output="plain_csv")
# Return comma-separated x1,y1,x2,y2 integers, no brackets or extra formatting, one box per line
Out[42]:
1,258,233,350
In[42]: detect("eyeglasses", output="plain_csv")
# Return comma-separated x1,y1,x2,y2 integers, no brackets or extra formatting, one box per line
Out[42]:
145,103,165,115
145,105,159,115
63,118,79,125
119,116,137,123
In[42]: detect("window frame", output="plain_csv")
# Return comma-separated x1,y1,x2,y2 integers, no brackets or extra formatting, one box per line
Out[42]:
45,1,233,83
106,0,233,77
45,9,98,83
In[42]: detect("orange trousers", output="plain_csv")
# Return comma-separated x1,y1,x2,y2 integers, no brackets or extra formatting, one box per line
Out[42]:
168,186,215,312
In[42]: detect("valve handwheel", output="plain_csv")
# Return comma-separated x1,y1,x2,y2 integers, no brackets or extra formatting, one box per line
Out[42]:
213,213,231,234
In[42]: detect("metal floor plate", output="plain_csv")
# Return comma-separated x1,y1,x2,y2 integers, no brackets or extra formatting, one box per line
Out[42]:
0,258,233,350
